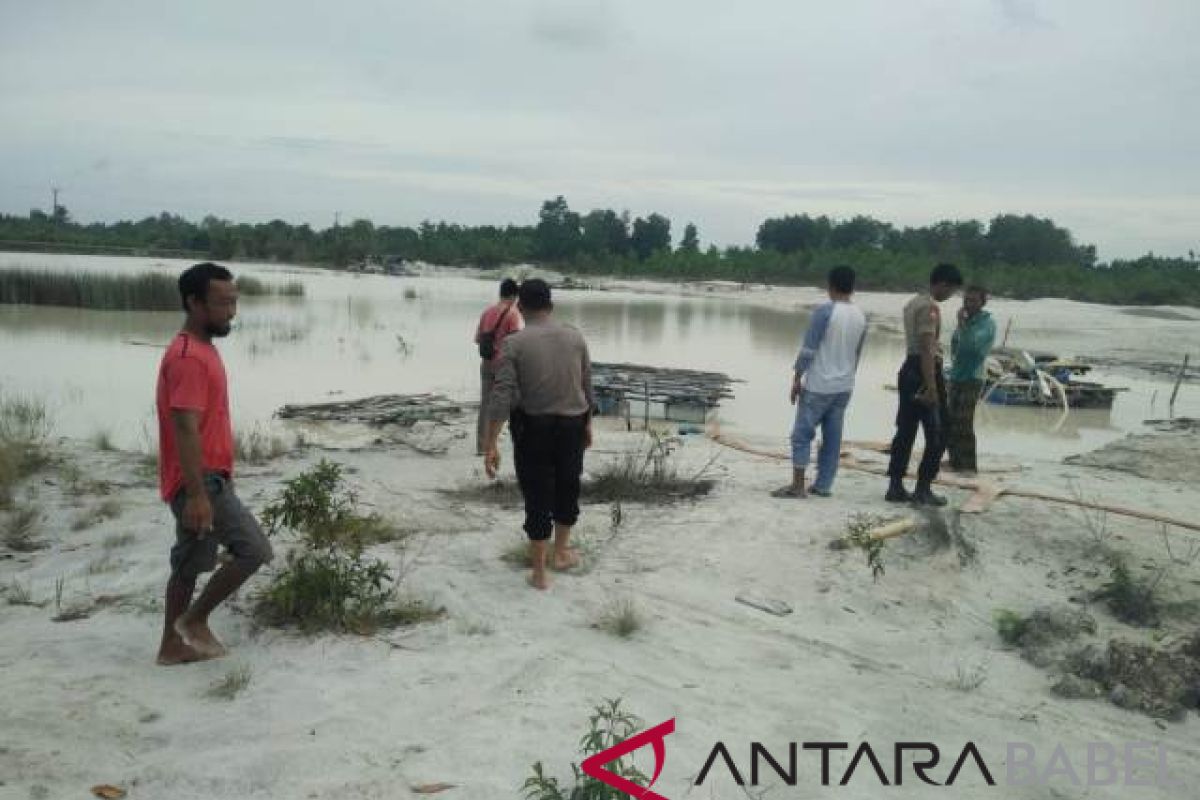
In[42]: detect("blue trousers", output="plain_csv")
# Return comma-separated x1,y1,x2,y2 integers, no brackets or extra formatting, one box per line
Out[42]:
789,390,852,493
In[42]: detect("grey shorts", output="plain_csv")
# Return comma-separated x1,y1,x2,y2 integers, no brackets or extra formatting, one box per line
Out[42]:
169,473,273,580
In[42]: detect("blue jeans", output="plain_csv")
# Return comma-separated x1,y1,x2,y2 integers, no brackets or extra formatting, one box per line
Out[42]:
789,390,852,492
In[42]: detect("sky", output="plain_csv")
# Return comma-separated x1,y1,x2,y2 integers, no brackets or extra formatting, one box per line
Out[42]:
1,0,1197,259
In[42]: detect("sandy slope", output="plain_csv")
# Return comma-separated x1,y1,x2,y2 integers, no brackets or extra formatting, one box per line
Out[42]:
2,414,1199,799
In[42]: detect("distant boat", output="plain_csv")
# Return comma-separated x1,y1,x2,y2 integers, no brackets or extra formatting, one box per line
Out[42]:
383,256,417,276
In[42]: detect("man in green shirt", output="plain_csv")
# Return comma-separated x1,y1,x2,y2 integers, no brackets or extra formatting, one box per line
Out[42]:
947,285,997,473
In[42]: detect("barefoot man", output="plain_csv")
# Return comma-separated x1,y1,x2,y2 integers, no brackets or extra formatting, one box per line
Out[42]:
482,279,594,590
155,263,273,665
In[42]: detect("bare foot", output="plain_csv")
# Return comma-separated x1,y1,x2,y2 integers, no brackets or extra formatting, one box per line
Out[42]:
527,571,550,591
552,548,582,571
174,614,228,658
156,639,212,667
770,484,807,499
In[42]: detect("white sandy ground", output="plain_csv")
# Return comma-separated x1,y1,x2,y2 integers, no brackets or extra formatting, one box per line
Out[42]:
2,414,1200,800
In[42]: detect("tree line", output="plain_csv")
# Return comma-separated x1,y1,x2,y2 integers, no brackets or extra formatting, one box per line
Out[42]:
2,199,1197,306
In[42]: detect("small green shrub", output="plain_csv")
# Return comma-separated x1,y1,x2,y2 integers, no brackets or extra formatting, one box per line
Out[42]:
5,579,39,607
256,547,424,633
92,428,116,451
261,459,399,548
994,609,1028,645
255,460,428,634
205,664,253,700
845,513,888,582
594,597,643,639
523,699,652,800
261,460,356,544
4,502,42,551
1097,555,1161,627
587,431,715,503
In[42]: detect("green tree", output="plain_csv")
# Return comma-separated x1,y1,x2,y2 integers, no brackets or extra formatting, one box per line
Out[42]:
534,196,582,261
829,215,889,249
630,213,671,261
984,214,1082,266
756,214,831,253
678,222,699,254
581,209,629,258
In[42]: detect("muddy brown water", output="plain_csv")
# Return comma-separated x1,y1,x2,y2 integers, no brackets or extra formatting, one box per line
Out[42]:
2,252,1197,464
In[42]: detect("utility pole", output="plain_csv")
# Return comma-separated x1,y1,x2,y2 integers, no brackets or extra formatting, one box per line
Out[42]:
51,185,61,219
334,211,341,229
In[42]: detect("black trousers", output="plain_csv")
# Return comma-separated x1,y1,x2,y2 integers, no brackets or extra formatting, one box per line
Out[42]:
887,355,949,484
511,410,588,541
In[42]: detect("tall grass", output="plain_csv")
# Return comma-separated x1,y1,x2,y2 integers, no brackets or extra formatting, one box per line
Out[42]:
4,501,42,552
0,269,304,311
235,275,306,297
0,269,179,310
594,596,643,638
277,280,305,297
234,425,291,465
1,394,53,508
587,430,716,503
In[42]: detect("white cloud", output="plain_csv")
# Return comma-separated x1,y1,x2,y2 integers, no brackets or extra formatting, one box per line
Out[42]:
0,0,1196,258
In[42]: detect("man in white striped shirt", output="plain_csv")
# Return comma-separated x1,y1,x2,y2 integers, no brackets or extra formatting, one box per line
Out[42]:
772,266,868,499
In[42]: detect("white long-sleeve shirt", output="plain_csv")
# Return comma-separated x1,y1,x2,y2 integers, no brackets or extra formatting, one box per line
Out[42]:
794,300,868,395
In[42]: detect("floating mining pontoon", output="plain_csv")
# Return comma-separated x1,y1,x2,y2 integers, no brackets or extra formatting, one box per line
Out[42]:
591,362,739,425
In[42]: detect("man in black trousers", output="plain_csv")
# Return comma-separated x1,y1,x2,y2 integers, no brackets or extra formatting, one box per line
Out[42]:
886,263,963,506
482,279,594,590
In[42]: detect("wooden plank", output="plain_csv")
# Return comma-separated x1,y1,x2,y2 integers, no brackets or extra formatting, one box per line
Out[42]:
708,432,1200,535
961,481,1005,513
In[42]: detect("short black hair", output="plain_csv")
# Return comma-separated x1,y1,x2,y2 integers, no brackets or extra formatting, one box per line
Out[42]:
930,262,964,287
965,284,989,299
499,278,519,298
178,262,233,311
827,265,856,294
518,278,552,312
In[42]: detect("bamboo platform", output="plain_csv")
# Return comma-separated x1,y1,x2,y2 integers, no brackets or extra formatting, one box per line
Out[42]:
591,362,739,420
277,394,468,427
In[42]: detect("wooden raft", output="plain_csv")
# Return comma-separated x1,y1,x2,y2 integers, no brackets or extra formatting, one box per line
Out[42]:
591,362,738,413
277,394,468,427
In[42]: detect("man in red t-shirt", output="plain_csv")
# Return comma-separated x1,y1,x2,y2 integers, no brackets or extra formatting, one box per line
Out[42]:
473,278,523,453
154,263,272,666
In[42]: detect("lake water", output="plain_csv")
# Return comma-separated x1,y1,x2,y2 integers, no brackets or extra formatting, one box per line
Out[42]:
2,252,1195,464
